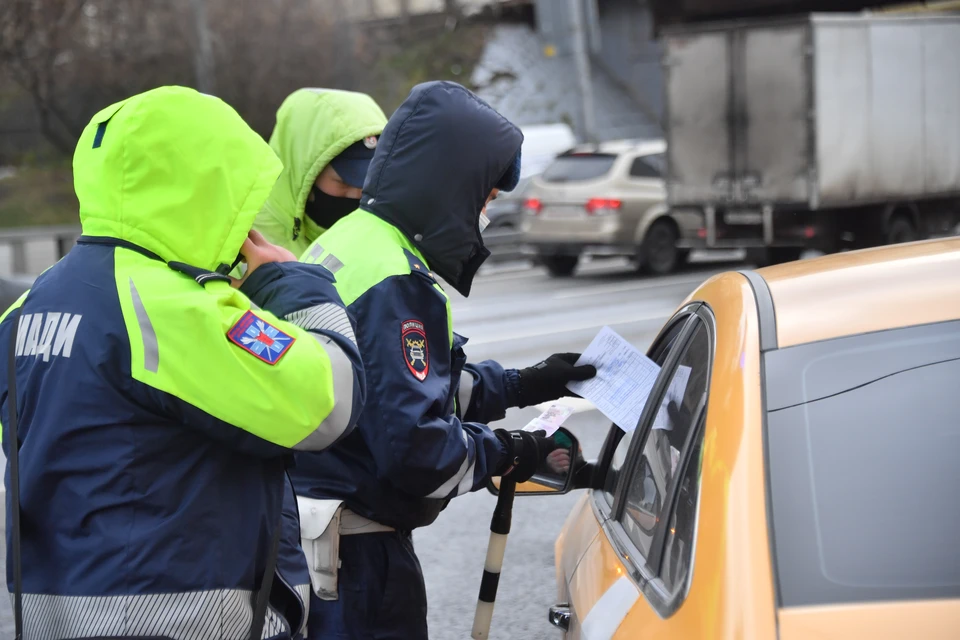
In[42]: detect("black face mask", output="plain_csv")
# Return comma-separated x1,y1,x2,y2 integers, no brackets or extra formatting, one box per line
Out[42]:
304,184,360,230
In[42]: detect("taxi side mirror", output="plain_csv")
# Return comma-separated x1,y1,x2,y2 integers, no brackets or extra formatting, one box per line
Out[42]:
487,427,584,497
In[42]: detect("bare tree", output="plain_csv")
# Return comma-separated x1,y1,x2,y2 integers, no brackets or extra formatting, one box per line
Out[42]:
0,0,483,157
0,0,88,152
189,0,216,94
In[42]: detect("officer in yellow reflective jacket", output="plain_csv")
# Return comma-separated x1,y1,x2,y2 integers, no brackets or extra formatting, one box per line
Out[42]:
0,86,365,639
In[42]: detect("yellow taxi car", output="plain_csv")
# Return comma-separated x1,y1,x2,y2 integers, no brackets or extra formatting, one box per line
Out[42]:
512,238,960,639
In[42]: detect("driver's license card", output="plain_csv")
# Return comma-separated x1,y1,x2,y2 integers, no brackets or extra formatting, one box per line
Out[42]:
522,403,575,437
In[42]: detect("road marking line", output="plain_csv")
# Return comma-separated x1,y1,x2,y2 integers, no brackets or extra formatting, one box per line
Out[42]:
466,310,671,346
551,273,716,300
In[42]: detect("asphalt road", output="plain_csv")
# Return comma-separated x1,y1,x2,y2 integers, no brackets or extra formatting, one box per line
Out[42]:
0,253,742,638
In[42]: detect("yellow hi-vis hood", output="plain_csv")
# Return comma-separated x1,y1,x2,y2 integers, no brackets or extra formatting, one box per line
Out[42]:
254,88,387,254
74,86,282,272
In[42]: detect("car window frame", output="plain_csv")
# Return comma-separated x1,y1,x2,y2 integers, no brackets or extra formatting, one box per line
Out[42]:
593,304,716,618
541,152,618,184
628,154,664,180
593,306,700,518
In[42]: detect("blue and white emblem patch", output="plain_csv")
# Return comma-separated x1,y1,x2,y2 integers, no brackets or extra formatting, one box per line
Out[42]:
228,311,295,365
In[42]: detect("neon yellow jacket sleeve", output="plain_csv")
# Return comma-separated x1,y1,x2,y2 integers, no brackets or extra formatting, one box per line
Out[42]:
117,250,365,457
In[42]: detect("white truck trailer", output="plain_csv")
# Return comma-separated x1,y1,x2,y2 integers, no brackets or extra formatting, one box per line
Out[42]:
663,13,960,264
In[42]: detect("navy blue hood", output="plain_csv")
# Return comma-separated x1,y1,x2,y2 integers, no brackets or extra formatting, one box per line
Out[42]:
360,81,523,297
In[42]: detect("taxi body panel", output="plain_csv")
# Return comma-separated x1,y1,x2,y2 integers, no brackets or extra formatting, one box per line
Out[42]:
777,599,960,640
553,238,960,639
558,273,778,638
761,238,960,347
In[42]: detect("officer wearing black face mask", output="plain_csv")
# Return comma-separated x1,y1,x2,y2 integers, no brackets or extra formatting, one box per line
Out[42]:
246,88,388,262
304,138,377,230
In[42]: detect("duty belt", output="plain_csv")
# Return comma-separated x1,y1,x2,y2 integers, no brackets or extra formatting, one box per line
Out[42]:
340,508,395,535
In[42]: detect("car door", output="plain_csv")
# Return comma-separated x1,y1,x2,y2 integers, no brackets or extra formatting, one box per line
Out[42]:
563,304,715,639
623,153,671,244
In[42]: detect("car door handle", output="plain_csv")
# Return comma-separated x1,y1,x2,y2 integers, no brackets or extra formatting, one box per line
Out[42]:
549,604,571,631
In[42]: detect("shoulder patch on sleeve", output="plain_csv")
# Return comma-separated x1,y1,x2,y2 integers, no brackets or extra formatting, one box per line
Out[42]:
228,311,296,365
401,319,430,381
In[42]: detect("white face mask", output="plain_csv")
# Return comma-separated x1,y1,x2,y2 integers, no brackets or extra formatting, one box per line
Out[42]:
479,211,491,233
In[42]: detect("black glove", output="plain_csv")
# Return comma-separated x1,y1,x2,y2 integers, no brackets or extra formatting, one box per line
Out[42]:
516,353,596,408
494,429,557,483
665,400,690,431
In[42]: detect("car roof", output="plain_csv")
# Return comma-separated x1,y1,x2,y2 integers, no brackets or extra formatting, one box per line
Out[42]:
755,238,960,348
566,138,666,157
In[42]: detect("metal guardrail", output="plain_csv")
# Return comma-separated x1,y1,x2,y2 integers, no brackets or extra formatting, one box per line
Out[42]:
0,225,81,275
0,224,529,275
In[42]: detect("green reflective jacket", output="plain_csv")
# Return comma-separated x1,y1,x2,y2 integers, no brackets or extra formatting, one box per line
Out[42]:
253,88,388,256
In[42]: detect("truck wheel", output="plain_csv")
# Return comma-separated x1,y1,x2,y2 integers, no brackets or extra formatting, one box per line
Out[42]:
639,219,680,275
886,214,917,245
542,255,579,277
747,247,803,267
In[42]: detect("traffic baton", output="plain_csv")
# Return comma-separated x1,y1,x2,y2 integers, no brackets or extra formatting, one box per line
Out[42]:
471,476,517,639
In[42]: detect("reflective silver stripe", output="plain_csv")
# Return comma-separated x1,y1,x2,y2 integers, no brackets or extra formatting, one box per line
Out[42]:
294,583,310,637
264,606,287,638
305,243,324,263
285,303,356,347
426,431,476,499
457,371,476,417
129,278,159,373
19,588,278,640
294,334,356,451
320,253,344,274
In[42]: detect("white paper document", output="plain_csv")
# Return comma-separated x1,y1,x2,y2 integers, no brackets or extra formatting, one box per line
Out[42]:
566,327,661,432
653,364,691,430
522,403,575,437
567,327,693,433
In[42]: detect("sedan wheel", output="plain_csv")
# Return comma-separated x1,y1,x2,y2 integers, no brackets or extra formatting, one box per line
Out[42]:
542,254,579,277
640,220,680,275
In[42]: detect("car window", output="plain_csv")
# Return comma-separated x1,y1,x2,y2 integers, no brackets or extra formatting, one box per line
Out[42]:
620,324,710,561
660,433,704,595
542,153,617,183
629,153,665,179
601,318,688,506
765,320,960,607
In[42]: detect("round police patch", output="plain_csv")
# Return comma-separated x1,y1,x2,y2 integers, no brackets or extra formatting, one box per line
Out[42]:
363,135,378,150
401,319,429,381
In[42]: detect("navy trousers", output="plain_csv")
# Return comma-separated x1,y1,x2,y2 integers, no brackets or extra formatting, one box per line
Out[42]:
306,531,428,640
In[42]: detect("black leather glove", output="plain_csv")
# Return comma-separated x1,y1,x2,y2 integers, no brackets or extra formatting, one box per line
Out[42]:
516,353,596,408
666,400,690,431
494,429,557,483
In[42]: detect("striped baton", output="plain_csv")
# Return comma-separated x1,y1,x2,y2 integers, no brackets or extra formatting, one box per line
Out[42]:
471,476,517,639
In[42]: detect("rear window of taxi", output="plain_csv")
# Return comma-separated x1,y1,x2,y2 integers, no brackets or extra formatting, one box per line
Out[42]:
763,319,960,607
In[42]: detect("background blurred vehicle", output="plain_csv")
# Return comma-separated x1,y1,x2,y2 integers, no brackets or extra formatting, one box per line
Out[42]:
484,123,578,234
521,139,700,277
664,13,960,266
501,237,960,639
